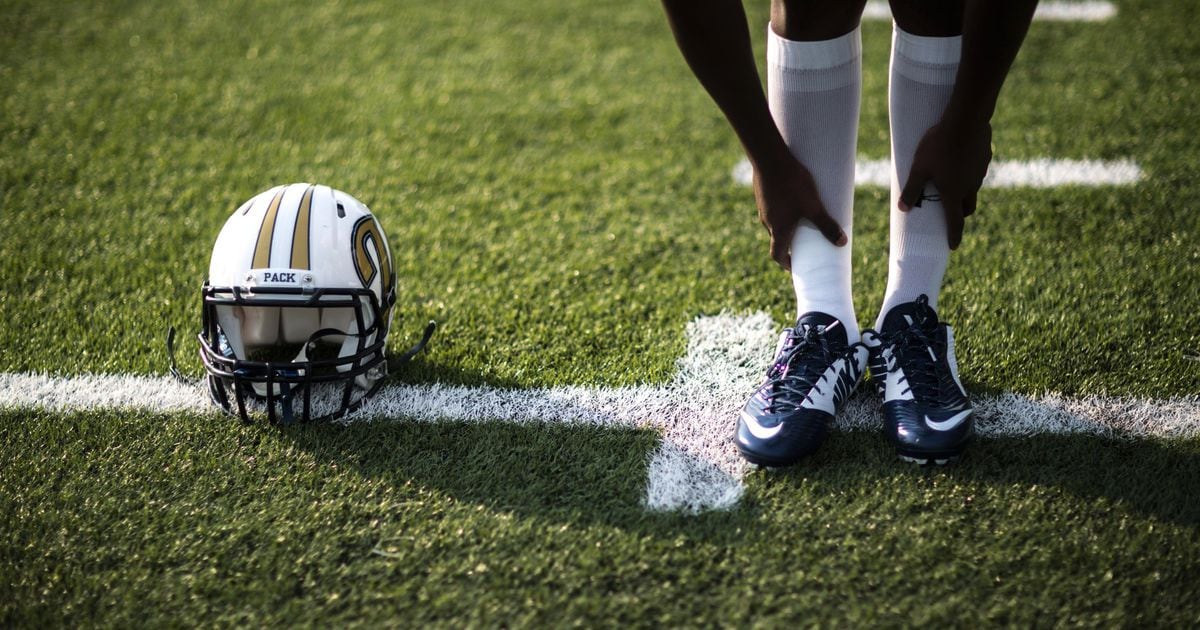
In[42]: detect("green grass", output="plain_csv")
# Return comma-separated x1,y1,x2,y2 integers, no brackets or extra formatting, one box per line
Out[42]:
2,0,1200,625
5,411,1199,626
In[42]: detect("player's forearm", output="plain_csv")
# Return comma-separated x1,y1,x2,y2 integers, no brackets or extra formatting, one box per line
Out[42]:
943,0,1039,127
661,0,791,174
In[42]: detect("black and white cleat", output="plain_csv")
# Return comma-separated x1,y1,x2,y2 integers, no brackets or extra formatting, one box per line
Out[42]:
864,295,973,466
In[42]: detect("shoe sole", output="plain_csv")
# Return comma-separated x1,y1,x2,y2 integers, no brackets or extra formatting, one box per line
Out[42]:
735,445,813,469
897,452,961,466
891,428,973,467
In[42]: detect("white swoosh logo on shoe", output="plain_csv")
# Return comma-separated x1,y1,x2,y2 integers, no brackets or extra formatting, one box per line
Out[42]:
925,409,972,431
741,411,783,440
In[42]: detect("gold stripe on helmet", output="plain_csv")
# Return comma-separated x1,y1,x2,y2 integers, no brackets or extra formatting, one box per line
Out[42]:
351,215,393,299
252,186,288,269
290,185,315,269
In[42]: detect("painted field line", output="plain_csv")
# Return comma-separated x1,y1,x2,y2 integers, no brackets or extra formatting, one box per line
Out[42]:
864,0,1116,22
732,157,1142,189
3,313,1198,514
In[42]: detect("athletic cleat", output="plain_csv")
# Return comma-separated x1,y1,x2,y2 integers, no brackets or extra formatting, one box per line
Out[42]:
863,295,973,463
734,312,868,467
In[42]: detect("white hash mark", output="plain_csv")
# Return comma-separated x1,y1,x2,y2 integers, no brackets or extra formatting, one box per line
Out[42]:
864,0,1116,22
732,158,1143,189
2,312,1198,514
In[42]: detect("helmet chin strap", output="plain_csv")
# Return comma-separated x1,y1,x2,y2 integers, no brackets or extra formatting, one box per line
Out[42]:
166,326,195,385
302,320,437,367
396,321,438,364
303,326,360,352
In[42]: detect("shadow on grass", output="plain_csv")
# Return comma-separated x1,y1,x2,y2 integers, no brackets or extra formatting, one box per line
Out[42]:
947,432,1200,525
278,419,758,540
278,413,1200,536
276,412,1200,530
759,429,1200,526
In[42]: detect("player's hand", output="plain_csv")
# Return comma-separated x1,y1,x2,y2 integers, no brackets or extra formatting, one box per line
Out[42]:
898,116,993,250
752,152,847,270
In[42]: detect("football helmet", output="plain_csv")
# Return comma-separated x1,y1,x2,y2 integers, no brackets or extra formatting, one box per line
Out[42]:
195,183,433,424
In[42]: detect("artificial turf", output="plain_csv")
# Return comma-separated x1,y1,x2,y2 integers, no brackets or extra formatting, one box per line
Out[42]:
4,411,1199,626
2,0,1199,625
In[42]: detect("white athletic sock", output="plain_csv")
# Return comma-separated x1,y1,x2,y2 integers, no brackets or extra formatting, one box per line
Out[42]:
767,25,861,342
878,25,961,328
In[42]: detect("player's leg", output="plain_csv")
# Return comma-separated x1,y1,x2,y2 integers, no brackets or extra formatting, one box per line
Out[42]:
864,0,972,465
734,0,870,467
877,0,963,323
769,0,868,342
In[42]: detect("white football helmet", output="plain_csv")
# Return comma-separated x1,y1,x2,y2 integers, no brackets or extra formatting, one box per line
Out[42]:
197,183,433,423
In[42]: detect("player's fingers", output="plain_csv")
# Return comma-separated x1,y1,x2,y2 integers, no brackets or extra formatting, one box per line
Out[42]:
770,232,792,270
809,208,848,247
963,192,977,217
943,195,965,250
899,168,929,212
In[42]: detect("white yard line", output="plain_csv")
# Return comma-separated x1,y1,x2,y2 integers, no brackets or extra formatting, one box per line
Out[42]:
864,0,1116,22
732,157,1143,189
3,312,1196,514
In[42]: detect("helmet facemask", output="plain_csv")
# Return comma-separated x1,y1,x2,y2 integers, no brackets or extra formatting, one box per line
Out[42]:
199,283,391,424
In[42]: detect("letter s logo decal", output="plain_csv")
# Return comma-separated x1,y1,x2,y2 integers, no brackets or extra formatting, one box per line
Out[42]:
351,216,394,301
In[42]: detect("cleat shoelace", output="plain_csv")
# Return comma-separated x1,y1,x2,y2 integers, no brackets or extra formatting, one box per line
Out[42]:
871,297,956,407
760,324,862,415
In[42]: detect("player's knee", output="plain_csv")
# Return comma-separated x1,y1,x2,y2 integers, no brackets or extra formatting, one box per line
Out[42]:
888,0,964,36
770,0,867,41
